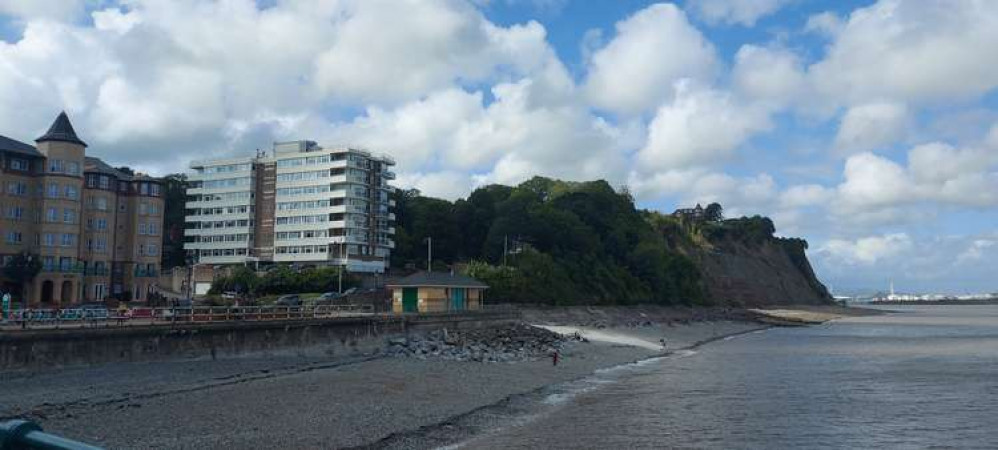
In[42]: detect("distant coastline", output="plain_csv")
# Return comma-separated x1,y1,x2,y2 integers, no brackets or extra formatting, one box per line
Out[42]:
871,298,998,306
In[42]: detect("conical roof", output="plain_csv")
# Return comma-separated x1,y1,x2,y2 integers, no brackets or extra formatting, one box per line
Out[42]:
36,111,87,147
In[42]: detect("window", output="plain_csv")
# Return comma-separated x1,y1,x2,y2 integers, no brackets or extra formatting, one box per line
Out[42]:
149,204,159,215
86,175,97,188
96,197,108,210
10,158,28,171
6,232,22,244
97,218,107,230
46,208,58,222
86,218,94,230
65,185,78,200
47,183,59,198
43,234,55,247
138,223,147,235
95,237,107,252
49,159,64,173
99,176,110,190
61,233,75,247
139,202,148,215
150,184,160,196
67,162,80,175
148,223,159,235
6,182,27,196
139,183,149,195
43,256,54,269
63,208,76,224
6,206,23,220
59,257,73,271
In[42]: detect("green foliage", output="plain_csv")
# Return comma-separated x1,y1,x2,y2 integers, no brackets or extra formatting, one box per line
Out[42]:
161,173,188,269
3,251,42,281
702,215,776,245
704,202,724,222
400,176,706,305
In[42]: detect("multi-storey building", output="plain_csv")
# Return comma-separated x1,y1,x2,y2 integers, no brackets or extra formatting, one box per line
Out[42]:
0,112,165,305
184,141,395,273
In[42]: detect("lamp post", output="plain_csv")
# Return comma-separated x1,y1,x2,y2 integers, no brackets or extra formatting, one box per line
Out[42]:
425,237,432,272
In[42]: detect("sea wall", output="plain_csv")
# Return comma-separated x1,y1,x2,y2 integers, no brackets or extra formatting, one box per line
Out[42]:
0,311,520,371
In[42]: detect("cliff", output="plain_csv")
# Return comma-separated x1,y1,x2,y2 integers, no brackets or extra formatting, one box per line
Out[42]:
664,216,832,306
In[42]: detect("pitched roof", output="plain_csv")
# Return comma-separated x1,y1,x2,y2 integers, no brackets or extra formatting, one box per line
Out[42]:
36,111,87,147
0,134,43,157
85,156,129,179
386,271,489,289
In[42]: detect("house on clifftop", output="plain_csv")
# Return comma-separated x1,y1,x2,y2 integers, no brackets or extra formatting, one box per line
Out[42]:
386,272,488,314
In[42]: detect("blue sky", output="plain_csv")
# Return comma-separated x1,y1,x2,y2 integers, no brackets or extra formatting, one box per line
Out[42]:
1,0,997,294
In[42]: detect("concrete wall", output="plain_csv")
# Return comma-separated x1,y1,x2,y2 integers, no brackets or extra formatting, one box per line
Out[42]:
0,310,520,371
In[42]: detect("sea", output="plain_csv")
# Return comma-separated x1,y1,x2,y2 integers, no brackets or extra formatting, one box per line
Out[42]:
439,305,998,449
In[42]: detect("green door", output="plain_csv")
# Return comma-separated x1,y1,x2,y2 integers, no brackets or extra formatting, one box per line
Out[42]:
450,288,466,311
402,288,418,313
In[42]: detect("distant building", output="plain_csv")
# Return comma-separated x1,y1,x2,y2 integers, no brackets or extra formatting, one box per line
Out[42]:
386,272,488,313
184,141,396,273
673,203,705,221
0,112,165,305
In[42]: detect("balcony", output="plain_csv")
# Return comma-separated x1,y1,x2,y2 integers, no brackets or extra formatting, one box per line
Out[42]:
42,264,83,274
382,171,396,180
83,267,109,276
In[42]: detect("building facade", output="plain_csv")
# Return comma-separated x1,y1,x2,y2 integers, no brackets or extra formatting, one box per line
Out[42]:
0,112,165,305
184,141,395,273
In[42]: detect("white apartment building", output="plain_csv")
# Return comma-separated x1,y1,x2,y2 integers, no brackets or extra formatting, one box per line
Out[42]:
184,141,395,273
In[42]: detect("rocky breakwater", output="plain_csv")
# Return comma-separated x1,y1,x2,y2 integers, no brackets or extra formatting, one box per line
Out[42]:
384,324,573,363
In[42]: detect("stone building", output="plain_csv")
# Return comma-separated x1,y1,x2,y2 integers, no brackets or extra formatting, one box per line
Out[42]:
0,112,165,305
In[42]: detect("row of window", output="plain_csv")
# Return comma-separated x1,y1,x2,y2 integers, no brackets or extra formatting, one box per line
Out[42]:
276,169,330,183
40,233,75,247
195,177,252,189
276,184,331,197
277,200,330,211
137,243,159,256
49,159,81,176
198,248,249,257
275,245,329,255
44,207,77,224
275,214,329,225
191,219,254,230
275,230,329,240
192,191,253,202
193,205,252,216
275,153,344,168
197,234,250,243
197,163,252,174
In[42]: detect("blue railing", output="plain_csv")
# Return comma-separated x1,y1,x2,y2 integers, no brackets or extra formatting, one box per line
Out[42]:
0,419,103,449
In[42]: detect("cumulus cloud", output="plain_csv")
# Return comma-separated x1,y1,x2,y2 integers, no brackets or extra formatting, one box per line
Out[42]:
688,0,790,26
584,3,717,115
637,81,772,171
808,0,998,107
833,102,911,154
732,44,805,108
819,233,913,265
0,0,86,22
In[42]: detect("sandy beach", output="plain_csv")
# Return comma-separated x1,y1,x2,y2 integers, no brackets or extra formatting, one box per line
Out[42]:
2,310,779,449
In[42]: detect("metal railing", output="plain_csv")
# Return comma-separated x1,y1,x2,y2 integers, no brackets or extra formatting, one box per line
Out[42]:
2,304,376,329
0,419,102,449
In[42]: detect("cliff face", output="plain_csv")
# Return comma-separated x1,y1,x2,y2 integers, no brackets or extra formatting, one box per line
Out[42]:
678,237,831,307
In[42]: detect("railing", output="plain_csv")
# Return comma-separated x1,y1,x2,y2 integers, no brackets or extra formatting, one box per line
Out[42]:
2,304,375,329
1,304,518,330
0,419,102,450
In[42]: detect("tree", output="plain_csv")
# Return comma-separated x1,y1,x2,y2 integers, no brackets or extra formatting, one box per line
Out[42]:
704,202,724,222
3,251,42,301
115,166,135,176
160,173,188,268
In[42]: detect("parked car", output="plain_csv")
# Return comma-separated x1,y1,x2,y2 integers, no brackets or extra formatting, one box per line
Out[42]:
275,294,302,307
312,292,343,305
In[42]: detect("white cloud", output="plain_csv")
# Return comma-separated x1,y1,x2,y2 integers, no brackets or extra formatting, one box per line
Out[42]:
637,81,772,171
628,168,778,218
688,0,790,26
833,102,910,154
732,44,805,108
584,3,717,115
819,233,912,265
780,184,834,209
803,11,842,37
808,0,998,107
0,0,85,22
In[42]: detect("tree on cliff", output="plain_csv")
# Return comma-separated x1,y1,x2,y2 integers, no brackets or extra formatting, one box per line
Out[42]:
393,176,706,306
705,202,724,222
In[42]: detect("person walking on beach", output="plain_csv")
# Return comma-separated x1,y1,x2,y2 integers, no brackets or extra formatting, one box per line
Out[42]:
552,350,560,366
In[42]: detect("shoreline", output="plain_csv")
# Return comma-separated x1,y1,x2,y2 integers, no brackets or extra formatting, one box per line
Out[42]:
358,322,773,450
2,306,839,449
